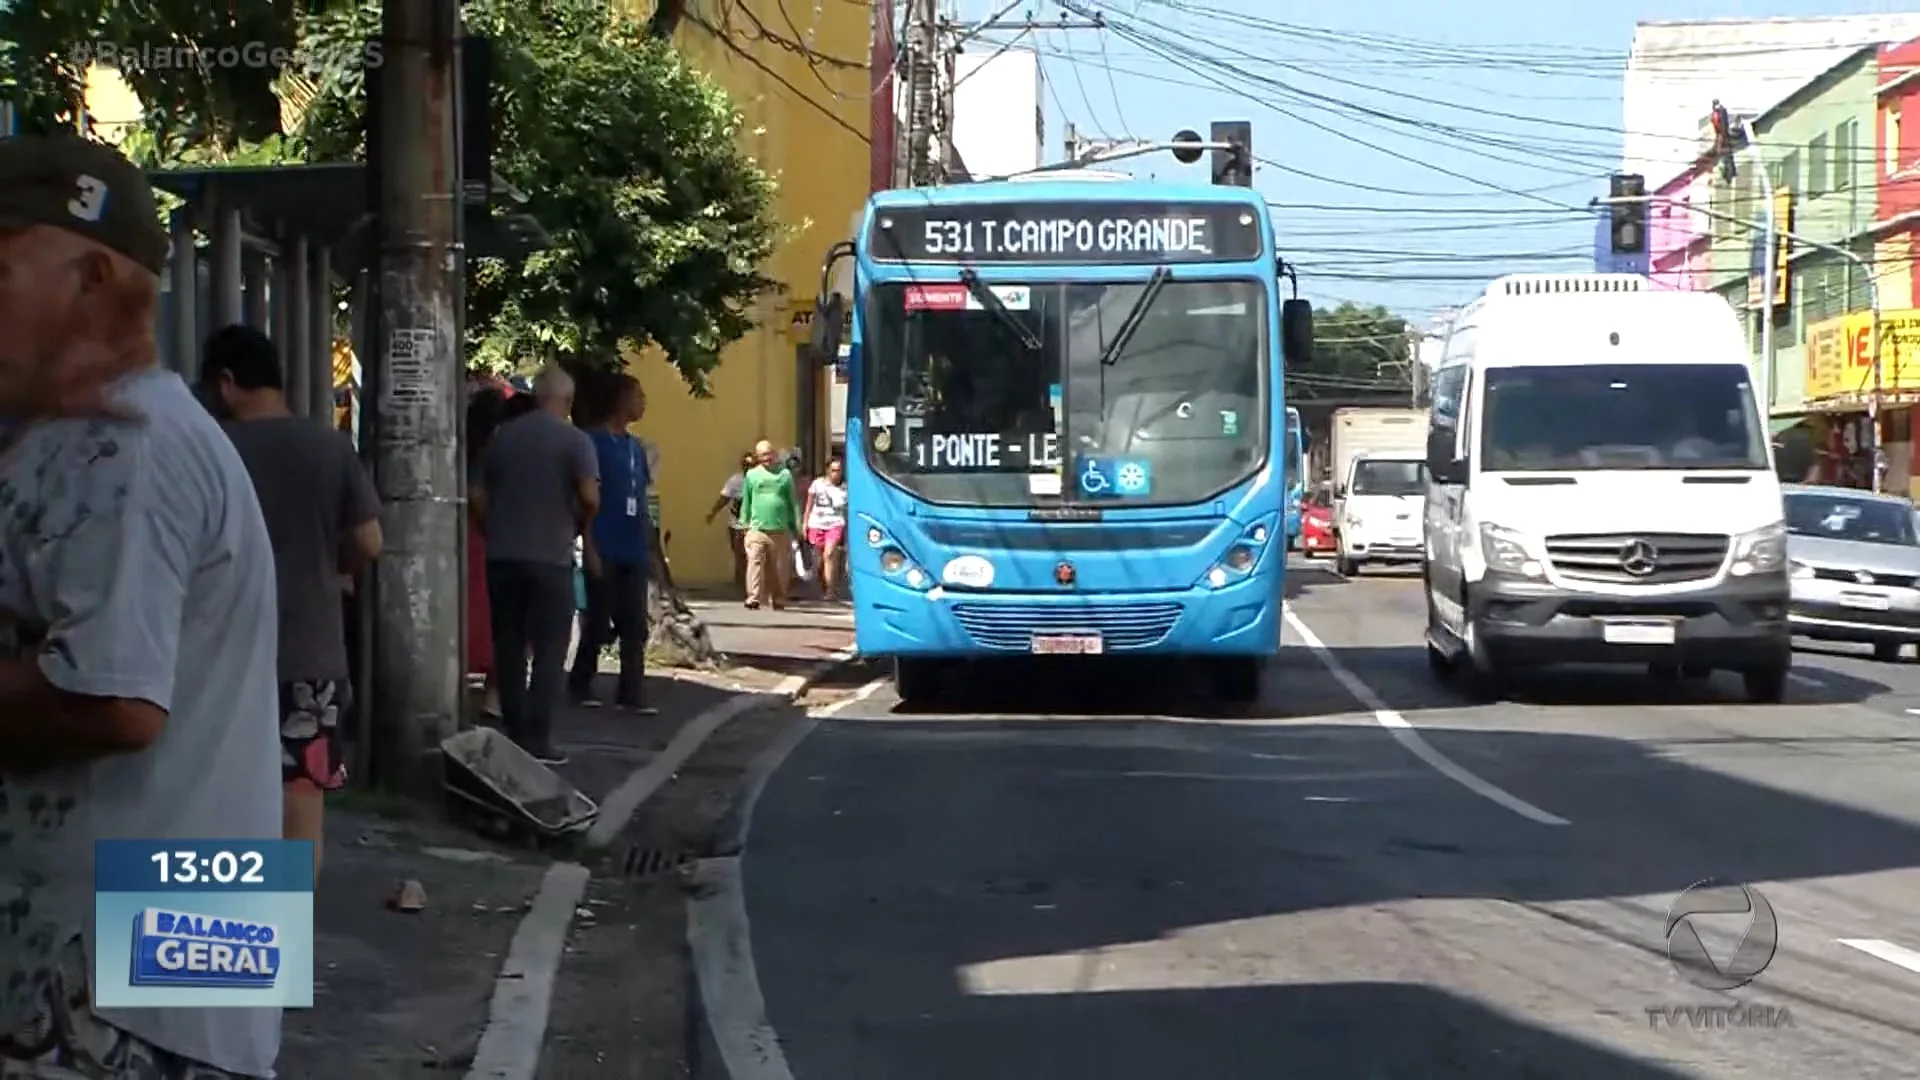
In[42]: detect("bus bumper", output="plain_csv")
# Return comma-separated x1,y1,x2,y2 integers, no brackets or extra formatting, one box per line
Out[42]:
852,570,1281,659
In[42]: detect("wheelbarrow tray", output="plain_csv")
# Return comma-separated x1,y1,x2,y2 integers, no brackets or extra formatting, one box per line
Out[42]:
441,728,597,837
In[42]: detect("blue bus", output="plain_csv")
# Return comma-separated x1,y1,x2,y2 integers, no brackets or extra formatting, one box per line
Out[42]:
806,174,1313,704
1284,406,1304,546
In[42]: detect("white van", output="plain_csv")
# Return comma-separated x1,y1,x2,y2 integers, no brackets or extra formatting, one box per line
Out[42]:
1336,452,1427,576
1421,274,1791,702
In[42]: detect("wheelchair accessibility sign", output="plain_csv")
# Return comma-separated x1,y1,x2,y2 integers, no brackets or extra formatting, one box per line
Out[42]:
1077,457,1152,497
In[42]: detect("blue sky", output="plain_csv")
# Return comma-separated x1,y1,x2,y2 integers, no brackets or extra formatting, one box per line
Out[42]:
959,0,1912,324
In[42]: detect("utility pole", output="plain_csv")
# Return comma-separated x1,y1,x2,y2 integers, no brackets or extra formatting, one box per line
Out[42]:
370,0,463,792
905,0,937,186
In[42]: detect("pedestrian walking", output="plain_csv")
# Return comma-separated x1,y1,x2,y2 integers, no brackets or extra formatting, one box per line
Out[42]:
740,439,802,610
805,457,850,602
201,324,384,878
568,375,658,713
466,387,508,717
472,367,600,765
0,134,284,1077
706,451,756,594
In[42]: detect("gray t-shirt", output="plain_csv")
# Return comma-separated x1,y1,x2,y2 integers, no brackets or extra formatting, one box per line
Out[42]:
478,410,598,566
0,369,283,1076
223,416,380,682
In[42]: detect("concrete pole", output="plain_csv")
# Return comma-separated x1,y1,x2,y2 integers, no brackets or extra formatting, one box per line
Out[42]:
309,246,335,425
906,0,934,186
371,0,463,790
243,251,271,328
285,236,311,420
168,209,198,379
1739,119,1777,414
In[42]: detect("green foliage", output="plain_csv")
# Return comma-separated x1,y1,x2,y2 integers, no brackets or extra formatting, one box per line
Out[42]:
1293,301,1412,400
300,0,782,391
4,0,785,396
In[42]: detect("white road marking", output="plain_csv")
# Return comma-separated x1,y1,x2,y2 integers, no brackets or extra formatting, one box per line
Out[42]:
464,862,591,1080
1837,938,1920,975
1281,607,1570,826
684,678,887,1080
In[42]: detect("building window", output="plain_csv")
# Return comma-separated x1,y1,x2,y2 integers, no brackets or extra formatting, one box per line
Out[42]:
1775,150,1799,194
1808,133,1829,196
1888,105,1903,175
1836,118,1858,191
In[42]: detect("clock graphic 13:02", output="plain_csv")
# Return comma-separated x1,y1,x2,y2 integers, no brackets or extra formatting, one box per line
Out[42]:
93,839,315,1008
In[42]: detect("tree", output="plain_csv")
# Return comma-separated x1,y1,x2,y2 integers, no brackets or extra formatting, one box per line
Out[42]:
5,0,786,395
1293,301,1412,401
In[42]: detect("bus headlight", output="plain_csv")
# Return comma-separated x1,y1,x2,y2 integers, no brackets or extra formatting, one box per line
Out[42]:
879,549,908,573
1730,521,1786,576
866,526,885,546
860,515,932,590
1200,517,1276,588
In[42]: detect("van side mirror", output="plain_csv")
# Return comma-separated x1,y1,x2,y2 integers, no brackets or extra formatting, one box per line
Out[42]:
809,292,846,365
1281,298,1312,367
1426,428,1463,483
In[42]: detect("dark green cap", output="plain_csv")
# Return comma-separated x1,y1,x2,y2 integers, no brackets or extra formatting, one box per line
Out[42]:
0,134,170,274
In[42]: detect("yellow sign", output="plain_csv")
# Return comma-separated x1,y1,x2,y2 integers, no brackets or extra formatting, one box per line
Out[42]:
1804,308,1920,401
787,302,815,344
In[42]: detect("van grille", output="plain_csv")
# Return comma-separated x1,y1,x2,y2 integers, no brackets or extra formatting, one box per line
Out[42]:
951,601,1182,651
1544,532,1727,585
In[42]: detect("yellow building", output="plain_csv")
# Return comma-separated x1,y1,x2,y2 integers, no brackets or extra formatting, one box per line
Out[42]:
629,1,871,586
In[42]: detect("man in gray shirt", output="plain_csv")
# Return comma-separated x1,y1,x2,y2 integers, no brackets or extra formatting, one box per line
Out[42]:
0,136,283,1076
473,367,599,764
202,324,383,877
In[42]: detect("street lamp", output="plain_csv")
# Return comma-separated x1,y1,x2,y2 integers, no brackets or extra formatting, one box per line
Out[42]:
1596,190,1885,492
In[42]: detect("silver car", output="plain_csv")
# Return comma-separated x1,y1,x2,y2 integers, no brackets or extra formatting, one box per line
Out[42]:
1784,484,1920,661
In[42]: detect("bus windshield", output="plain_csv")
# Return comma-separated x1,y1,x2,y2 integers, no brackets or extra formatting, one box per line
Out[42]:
862,278,1267,507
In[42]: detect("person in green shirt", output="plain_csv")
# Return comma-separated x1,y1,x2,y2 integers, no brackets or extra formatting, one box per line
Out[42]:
739,439,803,609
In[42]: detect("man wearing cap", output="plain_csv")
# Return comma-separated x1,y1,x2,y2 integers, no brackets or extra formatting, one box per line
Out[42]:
0,136,283,1077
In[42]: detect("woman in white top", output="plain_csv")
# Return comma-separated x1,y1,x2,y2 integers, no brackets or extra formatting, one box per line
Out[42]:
804,458,850,601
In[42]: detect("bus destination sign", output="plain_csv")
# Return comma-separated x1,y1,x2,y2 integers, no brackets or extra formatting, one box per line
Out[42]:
868,201,1262,264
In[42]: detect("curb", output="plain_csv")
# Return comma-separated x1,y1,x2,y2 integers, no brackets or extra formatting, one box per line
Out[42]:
461,645,857,1080
684,677,889,1080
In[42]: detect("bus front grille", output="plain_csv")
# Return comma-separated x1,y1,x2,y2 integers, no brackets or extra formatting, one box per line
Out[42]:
951,601,1184,651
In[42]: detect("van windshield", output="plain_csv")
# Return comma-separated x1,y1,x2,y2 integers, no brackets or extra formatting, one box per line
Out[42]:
1350,458,1426,495
1785,492,1920,546
1480,363,1768,472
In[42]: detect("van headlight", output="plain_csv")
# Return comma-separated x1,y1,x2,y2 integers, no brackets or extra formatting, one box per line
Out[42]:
1789,560,1815,580
1479,522,1544,579
1730,521,1786,576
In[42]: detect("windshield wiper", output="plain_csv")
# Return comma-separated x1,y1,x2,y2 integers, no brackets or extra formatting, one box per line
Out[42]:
1099,266,1172,367
959,268,1040,350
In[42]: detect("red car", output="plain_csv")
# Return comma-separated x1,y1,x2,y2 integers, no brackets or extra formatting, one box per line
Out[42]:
1300,490,1334,556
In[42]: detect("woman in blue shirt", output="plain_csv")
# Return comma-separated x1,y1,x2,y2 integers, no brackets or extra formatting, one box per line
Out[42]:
567,374,657,714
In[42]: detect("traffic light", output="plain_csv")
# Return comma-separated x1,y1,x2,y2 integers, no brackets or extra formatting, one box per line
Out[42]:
1210,120,1251,186
1609,173,1646,256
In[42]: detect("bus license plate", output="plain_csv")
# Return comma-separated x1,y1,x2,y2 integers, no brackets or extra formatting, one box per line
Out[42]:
1031,634,1103,655
1602,620,1676,645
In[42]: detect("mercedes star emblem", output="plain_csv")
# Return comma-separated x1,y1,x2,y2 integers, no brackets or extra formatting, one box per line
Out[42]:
1619,539,1659,577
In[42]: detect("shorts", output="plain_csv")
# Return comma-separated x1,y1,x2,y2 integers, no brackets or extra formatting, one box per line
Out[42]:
0,935,245,1078
806,524,845,549
280,679,349,792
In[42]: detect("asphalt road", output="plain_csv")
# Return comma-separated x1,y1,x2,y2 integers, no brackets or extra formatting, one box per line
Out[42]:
725,556,1920,1079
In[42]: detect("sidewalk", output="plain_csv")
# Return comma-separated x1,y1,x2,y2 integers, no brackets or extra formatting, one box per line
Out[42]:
286,598,862,1079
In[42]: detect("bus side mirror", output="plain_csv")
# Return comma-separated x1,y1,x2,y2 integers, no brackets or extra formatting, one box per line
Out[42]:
810,292,846,365
1281,298,1312,366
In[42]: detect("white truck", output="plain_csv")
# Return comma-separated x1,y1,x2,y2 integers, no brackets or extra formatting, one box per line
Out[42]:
1330,406,1429,576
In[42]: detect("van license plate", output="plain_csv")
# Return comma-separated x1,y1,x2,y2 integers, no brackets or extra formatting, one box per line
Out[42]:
1840,592,1893,611
1031,634,1103,655
1602,621,1676,645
